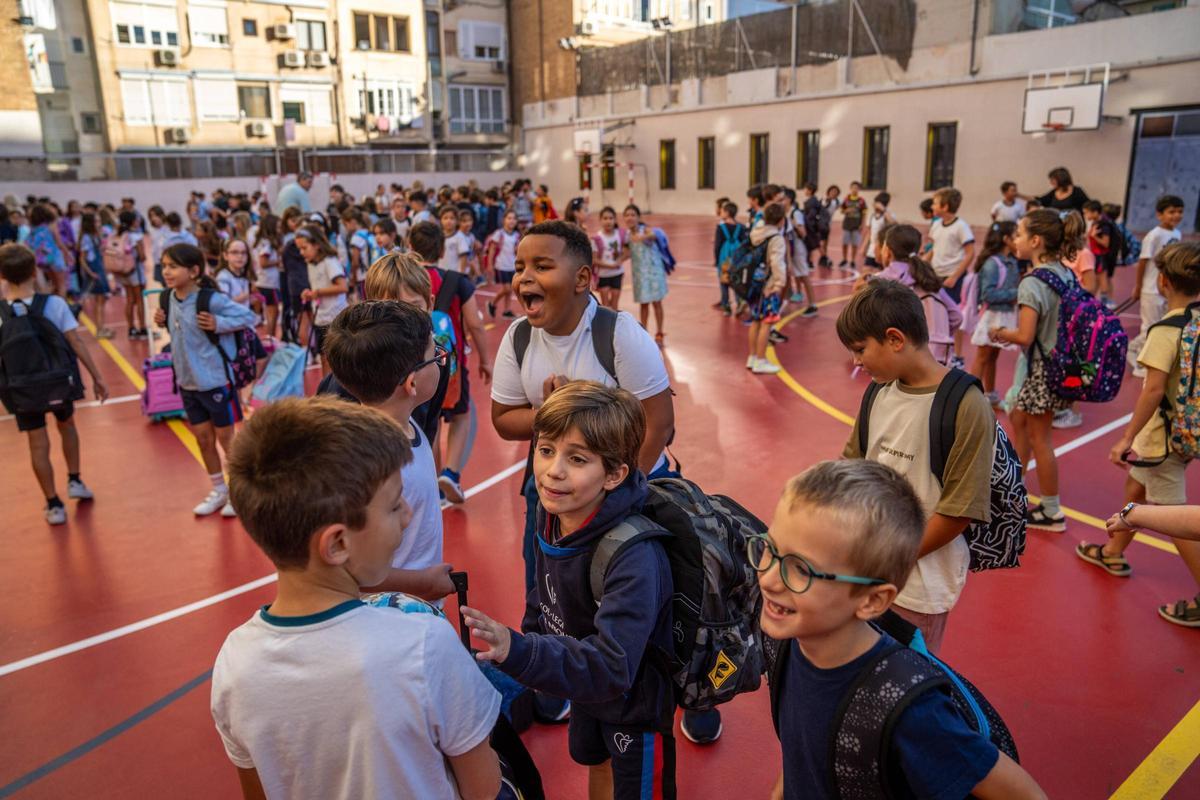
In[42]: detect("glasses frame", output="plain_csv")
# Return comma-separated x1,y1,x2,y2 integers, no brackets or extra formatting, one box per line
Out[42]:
410,345,448,375
746,533,887,595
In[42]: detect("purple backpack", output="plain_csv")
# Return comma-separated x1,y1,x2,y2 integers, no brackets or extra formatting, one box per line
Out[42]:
1030,267,1128,403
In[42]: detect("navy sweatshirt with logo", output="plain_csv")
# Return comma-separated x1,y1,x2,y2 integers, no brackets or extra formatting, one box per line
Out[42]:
498,471,676,729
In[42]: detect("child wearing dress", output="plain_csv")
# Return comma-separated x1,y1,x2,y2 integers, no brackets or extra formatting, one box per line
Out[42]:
968,222,1019,405
623,204,668,345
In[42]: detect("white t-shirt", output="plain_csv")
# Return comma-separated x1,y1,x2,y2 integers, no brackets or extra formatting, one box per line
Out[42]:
2,293,78,333
1140,226,1183,297
990,198,1027,224
592,229,626,278
308,256,348,326
439,231,471,274
412,209,434,226
211,602,500,800
866,211,889,259
487,229,520,274
253,241,280,290
393,422,442,572
928,217,975,279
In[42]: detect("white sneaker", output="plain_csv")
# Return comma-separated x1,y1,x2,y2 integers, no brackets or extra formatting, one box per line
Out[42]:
1052,408,1084,429
67,478,94,501
746,355,757,370
220,501,237,518
45,504,67,525
753,360,782,375
194,488,230,516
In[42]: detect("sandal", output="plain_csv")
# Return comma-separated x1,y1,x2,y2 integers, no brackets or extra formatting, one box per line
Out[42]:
1075,542,1132,577
1158,594,1200,628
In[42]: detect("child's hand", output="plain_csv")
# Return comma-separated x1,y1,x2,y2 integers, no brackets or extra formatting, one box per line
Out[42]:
989,326,1005,343
420,563,456,599
196,311,217,331
460,606,511,664
153,308,167,327
942,274,958,288
92,377,110,403
542,374,569,399
478,360,493,385
1109,437,1134,468
300,289,314,303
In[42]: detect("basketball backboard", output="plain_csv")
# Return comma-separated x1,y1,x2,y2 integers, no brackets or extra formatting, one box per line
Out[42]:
573,128,602,155
1022,63,1109,134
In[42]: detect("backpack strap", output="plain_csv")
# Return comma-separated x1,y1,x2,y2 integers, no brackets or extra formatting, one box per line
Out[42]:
766,636,791,738
588,514,663,603
196,288,237,386
929,368,982,485
30,293,49,317
0,299,13,324
433,268,459,314
513,318,532,370
855,380,885,456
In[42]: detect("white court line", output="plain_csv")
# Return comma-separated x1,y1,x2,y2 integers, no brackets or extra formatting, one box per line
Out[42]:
1026,413,1132,471
0,393,141,423
0,458,527,679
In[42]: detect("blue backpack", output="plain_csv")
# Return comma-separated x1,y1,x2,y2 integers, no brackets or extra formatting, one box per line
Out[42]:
728,234,777,304
251,342,306,403
652,227,676,274
716,223,746,279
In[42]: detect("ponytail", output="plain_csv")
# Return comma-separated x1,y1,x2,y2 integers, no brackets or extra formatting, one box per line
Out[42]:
973,221,1016,273
164,243,218,289
906,254,944,294
1023,209,1078,264
883,224,942,293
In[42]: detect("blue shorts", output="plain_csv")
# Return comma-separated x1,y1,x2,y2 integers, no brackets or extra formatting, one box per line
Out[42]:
181,385,242,428
568,708,676,800
750,293,782,323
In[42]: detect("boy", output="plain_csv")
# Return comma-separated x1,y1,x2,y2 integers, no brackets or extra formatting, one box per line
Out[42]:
747,203,788,375
324,300,456,601
839,181,868,271
991,181,1027,224
745,185,766,228
438,205,469,274
389,195,412,244
1128,194,1185,376
863,192,895,270
1082,199,1118,305
1,243,109,525
1082,242,1200,627
801,184,825,270
713,201,745,315
212,396,501,800
838,280,994,651
458,208,482,283
464,381,678,799
928,188,975,366
484,209,520,318
760,460,1045,800
409,190,433,227
372,218,403,257
782,188,818,316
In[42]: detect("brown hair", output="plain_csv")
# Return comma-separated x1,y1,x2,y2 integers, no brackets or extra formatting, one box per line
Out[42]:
217,236,257,285
763,202,786,227
781,460,925,591
364,251,433,306
227,396,413,569
1022,209,1078,264
324,301,433,404
0,243,36,284
837,279,929,348
533,380,645,475
882,224,941,294
932,187,962,214
1158,241,1200,296
295,223,338,261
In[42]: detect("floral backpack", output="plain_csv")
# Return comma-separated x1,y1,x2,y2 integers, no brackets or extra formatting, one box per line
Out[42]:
1138,301,1200,462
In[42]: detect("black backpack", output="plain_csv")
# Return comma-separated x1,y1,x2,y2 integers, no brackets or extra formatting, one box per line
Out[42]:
727,234,777,304
765,610,1019,799
0,295,84,415
856,369,1027,572
159,289,259,389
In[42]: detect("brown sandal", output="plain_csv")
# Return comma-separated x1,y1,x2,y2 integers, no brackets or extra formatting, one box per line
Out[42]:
1075,542,1132,577
1158,595,1200,628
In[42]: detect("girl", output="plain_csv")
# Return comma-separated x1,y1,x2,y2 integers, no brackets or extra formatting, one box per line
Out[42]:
1060,211,1097,294
153,243,257,518
818,185,841,268
231,211,252,243
253,215,283,339
279,207,311,347
78,212,113,338
563,197,587,232
114,210,150,338
592,206,628,312
457,208,482,284
438,205,469,274
296,223,348,377
968,221,1019,404
483,209,520,318
196,220,222,274
865,224,962,366
27,204,67,297
216,237,267,410
990,210,1077,532
623,204,668,344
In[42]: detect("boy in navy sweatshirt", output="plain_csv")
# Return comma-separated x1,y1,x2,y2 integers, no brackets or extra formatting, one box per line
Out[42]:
464,380,677,800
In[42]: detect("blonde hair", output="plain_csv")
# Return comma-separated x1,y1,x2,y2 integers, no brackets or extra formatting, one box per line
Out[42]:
533,380,645,474
364,251,433,306
932,187,962,214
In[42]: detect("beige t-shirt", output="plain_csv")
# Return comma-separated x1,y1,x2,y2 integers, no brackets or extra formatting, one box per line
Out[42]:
844,380,994,614
1133,307,1187,459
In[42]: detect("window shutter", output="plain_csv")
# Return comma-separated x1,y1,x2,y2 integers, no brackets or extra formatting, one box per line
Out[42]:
144,5,180,35
308,87,332,126
458,21,474,59
120,78,151,125
195,78,238,121
188,5,227,36
471,22,503,59
150,79,191,125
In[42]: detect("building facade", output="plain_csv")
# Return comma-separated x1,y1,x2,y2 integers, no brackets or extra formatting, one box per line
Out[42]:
339,0,428,147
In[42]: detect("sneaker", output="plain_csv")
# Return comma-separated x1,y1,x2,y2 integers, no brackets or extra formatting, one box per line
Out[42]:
722,306,732,317
680,708,723,745
753,359,782,375
45,503,67,525
789,292,805,303
746,355,757,370
221,501,238,518
532,692,571,724
838,259,848,269
1052,408,1083,429
1027,503,1066,533
801,306,818,318
438,471,465,505
487,301,496,318
67,478,94,501
502,310,515,318
769,329,788,344
949,355,966,370
819,256,831,268
194,488,230,516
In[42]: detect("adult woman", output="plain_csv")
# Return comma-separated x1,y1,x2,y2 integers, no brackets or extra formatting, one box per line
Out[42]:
1036,167,1089,212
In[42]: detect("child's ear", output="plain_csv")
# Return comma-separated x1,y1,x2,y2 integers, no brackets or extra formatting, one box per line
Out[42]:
855,583,898,621
314,523,351,567
399,371,419,398
884,327,907,351
603,464,630,492
575,263,594,294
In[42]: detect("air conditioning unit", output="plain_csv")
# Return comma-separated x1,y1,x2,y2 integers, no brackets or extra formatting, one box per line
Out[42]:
271,23,296,40
280,50,304,68
491,59,506,73
306,51,330,67
578,20,598,36
167,127,189,143
155,49,179,67
247,120,271,137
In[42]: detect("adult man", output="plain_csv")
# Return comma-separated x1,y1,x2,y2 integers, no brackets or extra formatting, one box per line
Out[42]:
276,171,314,214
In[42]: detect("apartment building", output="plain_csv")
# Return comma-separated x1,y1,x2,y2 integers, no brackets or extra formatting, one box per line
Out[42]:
432,0,511,148
339,0,428,146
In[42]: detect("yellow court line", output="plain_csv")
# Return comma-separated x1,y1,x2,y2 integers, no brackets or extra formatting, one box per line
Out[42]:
78,313,205,467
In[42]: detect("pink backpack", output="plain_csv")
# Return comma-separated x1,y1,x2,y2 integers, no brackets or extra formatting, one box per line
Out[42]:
920,291,963,367
102,233,135,276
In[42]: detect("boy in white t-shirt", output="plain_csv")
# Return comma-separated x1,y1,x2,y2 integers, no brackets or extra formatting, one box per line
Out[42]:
1128,195,1185,376
213,396,500,800
991,181,1027,224
928,187,976,367
324,300,456,602
863,191,895,270
438,205,469,274
484,209,521,318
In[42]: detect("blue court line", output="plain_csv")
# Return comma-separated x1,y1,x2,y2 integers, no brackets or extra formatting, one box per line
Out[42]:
0,669,212,798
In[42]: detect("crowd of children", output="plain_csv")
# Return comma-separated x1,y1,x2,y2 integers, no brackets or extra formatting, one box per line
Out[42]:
2,162,1198,800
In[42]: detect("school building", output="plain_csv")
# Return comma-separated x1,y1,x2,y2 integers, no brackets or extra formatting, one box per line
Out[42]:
515,0,1200,234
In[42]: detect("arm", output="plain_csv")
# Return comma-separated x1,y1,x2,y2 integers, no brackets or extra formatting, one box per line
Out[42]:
770,771,784,800
1080,269,1098,295
491,399,536,441
1110,503,1200,541
64,329,109,401
205,295,259,334
446,739,502,800
713,226,723,265
1109,366,1167,467
991,304,1039,348
639,388,675,475
236,768,267,800
361,563,455,600
920,513,971,558
767,238,788,295
1132,258,1148,301
460,295,493,383
948,240,976,285
971,752,1047,800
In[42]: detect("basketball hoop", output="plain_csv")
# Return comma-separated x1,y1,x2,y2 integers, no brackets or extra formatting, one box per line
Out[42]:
1042,122,1067,132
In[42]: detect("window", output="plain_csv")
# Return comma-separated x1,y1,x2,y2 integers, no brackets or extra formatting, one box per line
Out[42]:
119,77,190,125
280,84,333,126
282,102,305,124
578,155,592,191
601,145,615,190
796,130,819,188
80,112,101,134
72,37,85,54
697,137,714,190
354,13,370,48
357,82,417,124
448,85,505,133
188,4,229,47
112,2,179,49
295,19,326,51
425,11,440,56
238,84,270,119
862,126,889,189
458,20,504,61
659,139,676,190
394,17,410,51
749,133,769,185
374,15,390,50
195,79,239,121
354,13,410,51
925,122,956,190
243,18,257,36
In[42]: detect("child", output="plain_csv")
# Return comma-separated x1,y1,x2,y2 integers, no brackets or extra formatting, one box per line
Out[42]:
623,204,669,345
323,300,456,602
1061,211,1096,295
458,208,482,282
153,244,257,517
839,280,993,650
485,209,521,318
212,396,501,800
990,209,1078,532
372,218,403,258
747,203,788,375
532,184,557,224
1083,199,1118,304
110,210,150,338
390,195,412,244
745,185,766,228
801,184,824,269
819,185,841,267
216,238,255,308
438,205,469,274
26,204,67,298
463,380,679,799
759,460,1045,800
968,221,1019,405
991,181,1027,224
1079,242,1200,627
296,224,348,377
1106,203,1137,267
1,243,109,525
252,214,282,339
409,190,433,227
928,188,975,367
839,182,868,271
863,224,962,368
712,201,745,316
78,212,113,339
863,192,895,270
1129,195,1185,377
782,188,817,316
340,208,371,298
